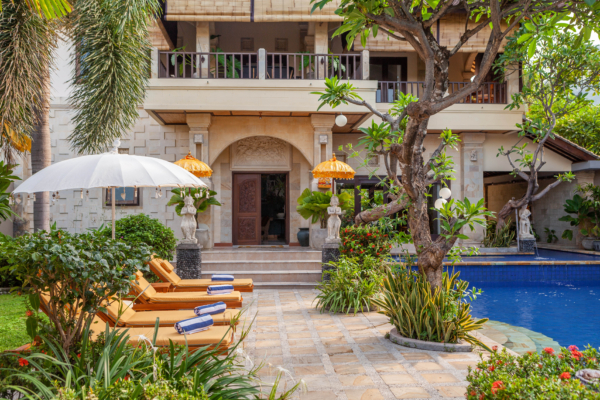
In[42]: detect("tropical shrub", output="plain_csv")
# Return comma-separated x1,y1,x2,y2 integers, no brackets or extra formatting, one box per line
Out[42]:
104,213,177,261
340,224,393,260
0,233,20,288
482,218,515,248
296,189,352,228
0,161,18,221
373,267,489,349
560,184,600,240
0,318,303,400
315,256,383,314
466,346,600,399
0,225,151,353
167,187,221,227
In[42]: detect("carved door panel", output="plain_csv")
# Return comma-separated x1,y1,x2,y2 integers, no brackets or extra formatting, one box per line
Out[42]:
233,174,261,245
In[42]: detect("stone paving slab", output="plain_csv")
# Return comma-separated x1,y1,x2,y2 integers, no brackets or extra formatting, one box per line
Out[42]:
238,289,505,400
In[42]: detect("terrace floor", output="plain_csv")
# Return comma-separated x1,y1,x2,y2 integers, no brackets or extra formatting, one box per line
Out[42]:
240,289,507,400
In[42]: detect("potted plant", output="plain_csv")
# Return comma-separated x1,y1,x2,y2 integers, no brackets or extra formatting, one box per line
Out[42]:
167,187,221,248
559,184,600,250
296,188,352,249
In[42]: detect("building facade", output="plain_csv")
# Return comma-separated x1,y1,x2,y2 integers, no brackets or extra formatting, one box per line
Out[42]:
5,0,599,250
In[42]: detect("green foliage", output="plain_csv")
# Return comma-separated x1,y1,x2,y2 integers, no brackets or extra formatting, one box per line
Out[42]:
0,0,72,19
311,76,363,111
373,267,489,350
68,0,160,154
0,225,152,353
0,295,32,352
545,227,558,243
0,161,18,221
0,316,303,400
0,0,56,158
340,224,393,260
559,184,600,240
483,219,515,248
315,256,383,315
466,346,600,399
436,198,494,243
167,188,221,226
105,214,178,261
296,188,352,228
0,234,21,288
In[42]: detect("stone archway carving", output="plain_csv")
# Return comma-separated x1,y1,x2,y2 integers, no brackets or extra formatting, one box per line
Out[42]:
230,136,292,171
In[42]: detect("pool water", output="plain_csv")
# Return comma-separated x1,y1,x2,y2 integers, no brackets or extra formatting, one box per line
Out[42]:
469,281,600,350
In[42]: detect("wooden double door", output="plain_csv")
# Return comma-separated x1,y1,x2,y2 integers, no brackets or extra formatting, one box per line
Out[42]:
232,173,289,245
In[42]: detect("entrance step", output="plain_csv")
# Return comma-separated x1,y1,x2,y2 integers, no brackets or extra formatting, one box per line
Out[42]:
201,248,323,285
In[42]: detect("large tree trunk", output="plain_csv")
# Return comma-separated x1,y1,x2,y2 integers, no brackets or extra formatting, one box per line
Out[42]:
31,66,51,232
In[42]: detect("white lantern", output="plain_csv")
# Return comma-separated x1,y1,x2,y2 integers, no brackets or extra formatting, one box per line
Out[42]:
335,114,347,127
439,187,451,199
434,198,447,210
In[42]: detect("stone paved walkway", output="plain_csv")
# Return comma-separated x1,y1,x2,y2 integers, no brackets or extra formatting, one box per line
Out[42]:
240,289,494,400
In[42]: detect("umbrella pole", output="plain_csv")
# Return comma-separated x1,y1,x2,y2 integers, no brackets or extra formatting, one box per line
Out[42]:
112,187,116,240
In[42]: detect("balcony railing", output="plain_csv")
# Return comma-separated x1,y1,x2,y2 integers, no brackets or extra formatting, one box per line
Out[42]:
157,50,364,80
377,81,507,104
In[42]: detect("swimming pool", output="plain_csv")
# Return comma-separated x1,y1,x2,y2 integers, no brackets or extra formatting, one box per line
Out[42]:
396,249,600,350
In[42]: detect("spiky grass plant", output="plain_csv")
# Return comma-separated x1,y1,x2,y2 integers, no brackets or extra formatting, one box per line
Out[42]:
67,0,160,154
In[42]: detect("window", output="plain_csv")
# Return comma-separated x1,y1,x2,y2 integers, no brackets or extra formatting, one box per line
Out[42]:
241,38,254,51
106,187,140,206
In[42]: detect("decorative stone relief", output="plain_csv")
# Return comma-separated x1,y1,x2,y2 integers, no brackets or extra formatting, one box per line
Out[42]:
231,136,292,171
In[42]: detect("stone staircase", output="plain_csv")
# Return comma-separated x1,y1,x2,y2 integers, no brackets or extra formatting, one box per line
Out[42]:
200,248,323,289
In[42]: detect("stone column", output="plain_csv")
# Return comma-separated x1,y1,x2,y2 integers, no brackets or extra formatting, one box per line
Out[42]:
195,22,210,78
176,244,202,279
361,50,370,79
460,133,486,246
150,47,159,79
315,22,328,79
310,114,335,250
186,113,213,249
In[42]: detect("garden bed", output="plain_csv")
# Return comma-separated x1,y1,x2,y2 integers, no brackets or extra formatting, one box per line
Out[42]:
388,328,473,352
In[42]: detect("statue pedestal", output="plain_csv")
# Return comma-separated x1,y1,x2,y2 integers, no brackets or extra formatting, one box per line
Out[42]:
322,243,340,281
519,238,536,253
176,243,202,279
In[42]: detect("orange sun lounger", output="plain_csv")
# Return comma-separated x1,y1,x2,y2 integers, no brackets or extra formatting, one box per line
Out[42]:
148,257,254,293
97,298,241,328
130,271,243,311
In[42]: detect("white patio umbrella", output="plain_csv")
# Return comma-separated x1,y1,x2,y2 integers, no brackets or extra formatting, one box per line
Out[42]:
13,139,207,239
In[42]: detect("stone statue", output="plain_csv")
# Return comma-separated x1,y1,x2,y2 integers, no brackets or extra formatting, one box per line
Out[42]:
326,195,343,244
180,195,198,244
519,206,534,239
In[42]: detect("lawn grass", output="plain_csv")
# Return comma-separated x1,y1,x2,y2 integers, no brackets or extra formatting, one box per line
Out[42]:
0,294,30,352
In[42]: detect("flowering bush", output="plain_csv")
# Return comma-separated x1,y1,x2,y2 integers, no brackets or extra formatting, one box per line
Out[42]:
340,225,393,261
466,346,600,399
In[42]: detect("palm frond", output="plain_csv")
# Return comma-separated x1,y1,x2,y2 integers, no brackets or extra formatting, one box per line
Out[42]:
67,0,161,154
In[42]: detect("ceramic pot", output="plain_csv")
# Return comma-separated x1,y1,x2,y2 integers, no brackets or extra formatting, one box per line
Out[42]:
582,237,595,250
297,228,310,247
593,240,600,252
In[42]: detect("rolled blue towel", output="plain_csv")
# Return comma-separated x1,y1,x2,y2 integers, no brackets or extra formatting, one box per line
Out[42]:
211,274,234,282
194,302,227,316
207,284,234,295
174,314,214,335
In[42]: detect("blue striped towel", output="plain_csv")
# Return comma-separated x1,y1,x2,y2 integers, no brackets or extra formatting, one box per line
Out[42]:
207,284,234,295
194,302,227,316
174,314,214,335
211,274,234,281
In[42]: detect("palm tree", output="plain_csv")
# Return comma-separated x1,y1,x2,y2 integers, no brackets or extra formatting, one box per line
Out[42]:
1,0,159,231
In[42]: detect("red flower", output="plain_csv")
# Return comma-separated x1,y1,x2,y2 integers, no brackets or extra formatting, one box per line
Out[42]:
376,253,380,256
488,365,495,372
559,372,571,380
568,345,579,351
350,249,353,252
558,354,564,359
77,353,81,358
479,394,484,400
496,360,503,365
492,346,498,352
470,391,476,396
527,351,534,355
543,347,555,355
18,358,28,367
491,381,505,395
25,310,33,317
571,350,583,360
367,233,371,236
124,375,130,381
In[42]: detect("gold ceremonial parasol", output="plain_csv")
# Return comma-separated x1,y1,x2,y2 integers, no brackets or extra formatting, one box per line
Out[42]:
174,152,212,178
312,154,355,180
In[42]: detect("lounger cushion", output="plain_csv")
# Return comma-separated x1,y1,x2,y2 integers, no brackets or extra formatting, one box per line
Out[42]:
149,259,181,285
103,299,136,324
174,278,253,289
160,260,175,273
124,309,240,326
89,316,234,347
131,271,157,299
148,291,241,303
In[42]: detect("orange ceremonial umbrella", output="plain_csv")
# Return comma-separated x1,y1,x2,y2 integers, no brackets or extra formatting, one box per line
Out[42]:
174,152,212,178
312,154,355,191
